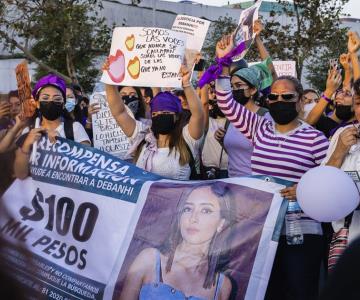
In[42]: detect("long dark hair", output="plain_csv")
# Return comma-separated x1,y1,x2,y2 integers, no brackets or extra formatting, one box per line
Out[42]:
133,112,191,166
160,182,236,289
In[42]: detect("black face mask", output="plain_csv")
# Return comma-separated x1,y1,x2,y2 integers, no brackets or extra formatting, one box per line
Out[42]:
209,100,225,119
39,102,63,121
268,101,298,125
233,89,251,105
335,105,354,121
151,114,176,135
122,95,139,116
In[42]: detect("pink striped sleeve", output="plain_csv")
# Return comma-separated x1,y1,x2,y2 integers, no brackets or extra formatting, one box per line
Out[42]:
216,77,264,141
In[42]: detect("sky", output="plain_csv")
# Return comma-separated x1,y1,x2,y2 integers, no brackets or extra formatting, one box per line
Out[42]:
164,0,360,19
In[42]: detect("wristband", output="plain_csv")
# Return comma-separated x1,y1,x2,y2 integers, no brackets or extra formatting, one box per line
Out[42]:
182,83,192,88
86,119,92,124
321,93,332,104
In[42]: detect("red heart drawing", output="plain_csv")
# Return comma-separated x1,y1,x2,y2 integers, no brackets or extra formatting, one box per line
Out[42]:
107,49,125,83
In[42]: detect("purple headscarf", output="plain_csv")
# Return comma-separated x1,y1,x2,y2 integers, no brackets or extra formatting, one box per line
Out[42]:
150,91,182,114
32,74,66,100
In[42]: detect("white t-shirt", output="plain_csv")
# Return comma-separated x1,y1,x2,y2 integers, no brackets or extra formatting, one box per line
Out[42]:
202,117,228,169
22,118,90,144
322,124,360,243
129,120,202,180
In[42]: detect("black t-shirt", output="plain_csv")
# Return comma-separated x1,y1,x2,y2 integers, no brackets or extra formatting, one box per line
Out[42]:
315,115,339,138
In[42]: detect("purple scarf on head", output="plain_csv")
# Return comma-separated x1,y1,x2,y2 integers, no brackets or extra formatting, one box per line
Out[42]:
198,41,247,88
150,92,182,113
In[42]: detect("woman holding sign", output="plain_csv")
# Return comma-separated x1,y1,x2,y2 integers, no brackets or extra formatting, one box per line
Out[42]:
119,182,234,300
104,60,204,180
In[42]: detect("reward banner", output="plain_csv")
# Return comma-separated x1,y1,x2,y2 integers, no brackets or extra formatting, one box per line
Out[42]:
0,137,287,300
101,27,186,87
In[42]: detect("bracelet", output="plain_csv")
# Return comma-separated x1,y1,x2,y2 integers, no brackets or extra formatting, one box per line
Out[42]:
321,93,332,104
20,147,30,155
86,119,92,124
182,83,192,88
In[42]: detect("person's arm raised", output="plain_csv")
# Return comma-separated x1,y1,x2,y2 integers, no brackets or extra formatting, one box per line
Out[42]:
103,59,136,137
306,68,342,125
340,53,352,91
181,65,205,140
253,20,277,80
216,34,262,141
348,31,360,81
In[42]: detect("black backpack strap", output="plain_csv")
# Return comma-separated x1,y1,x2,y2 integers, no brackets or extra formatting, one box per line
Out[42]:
185,142,200,180
64,119,74,141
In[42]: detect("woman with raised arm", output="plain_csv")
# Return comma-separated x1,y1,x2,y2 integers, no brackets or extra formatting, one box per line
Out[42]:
104,60,204,180
215,34,329,299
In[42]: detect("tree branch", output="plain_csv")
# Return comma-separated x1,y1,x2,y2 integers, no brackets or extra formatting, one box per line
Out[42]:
0,29,72,82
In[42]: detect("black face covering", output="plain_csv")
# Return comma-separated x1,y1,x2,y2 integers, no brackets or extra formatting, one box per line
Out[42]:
122,95,139,116
151,114,176,135
233,89,251,105
209,100,225,119
39,102,63,121
335,105,354,121
268,101,298,125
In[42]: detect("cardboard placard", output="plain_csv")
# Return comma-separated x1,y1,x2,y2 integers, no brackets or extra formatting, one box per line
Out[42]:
15,60,35,117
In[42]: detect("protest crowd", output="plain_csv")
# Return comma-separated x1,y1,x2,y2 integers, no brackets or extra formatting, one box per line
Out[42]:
1,6,360,300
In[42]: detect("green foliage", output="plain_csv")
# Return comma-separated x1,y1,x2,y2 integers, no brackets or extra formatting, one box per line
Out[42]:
202,16,237,66
261,0,349,88
0,0,111,92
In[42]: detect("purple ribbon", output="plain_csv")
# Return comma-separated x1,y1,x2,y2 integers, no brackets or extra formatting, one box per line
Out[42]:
198,41,247,88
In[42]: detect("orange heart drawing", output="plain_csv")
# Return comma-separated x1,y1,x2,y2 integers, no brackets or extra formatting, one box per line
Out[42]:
127,56,140,79
125,34,135,51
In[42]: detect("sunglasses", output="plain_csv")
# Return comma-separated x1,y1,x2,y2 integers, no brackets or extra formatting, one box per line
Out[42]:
268,93,298,101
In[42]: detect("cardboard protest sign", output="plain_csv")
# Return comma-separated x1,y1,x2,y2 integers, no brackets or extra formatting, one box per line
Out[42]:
249,60,297,78
233,0,263,61
90,92,134,160
171,15,210,71
15,60,36,117
273,60,297,77
101,27,186,88
0,137,287,299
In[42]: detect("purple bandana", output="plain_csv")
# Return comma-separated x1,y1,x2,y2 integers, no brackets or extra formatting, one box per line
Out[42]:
198,41,247,88
32,74,66,100
150,92,182,113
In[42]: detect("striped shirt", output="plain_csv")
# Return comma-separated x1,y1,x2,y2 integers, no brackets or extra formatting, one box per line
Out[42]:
216,78,330,235
216,78,329,182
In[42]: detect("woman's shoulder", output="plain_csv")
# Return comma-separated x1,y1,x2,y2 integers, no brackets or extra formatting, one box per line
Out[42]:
131,247,159,270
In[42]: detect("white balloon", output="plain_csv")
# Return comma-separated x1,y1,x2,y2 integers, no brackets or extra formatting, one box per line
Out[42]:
297,166,360,222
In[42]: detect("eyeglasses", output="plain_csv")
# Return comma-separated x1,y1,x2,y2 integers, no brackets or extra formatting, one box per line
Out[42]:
268,93,298,101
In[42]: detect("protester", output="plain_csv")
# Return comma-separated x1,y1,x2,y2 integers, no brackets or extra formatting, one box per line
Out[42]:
322,78,360,249
104,61,204,180
300,88,320,120
306,31,360,138
214,32,329,299
14,74,90,179
8,90,21,120
214,20,273,177
119,182,233,300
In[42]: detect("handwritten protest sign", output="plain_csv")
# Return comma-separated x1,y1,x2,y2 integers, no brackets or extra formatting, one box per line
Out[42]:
273,60,297,77
0,137,287,299
171,15,210,71
233,0,263,61
101,27,186,87
15,60,35,117
90,92,133,160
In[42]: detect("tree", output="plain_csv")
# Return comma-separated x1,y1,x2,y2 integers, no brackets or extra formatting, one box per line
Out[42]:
202,16,237,65
260,0,349,86
0,0,111,92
